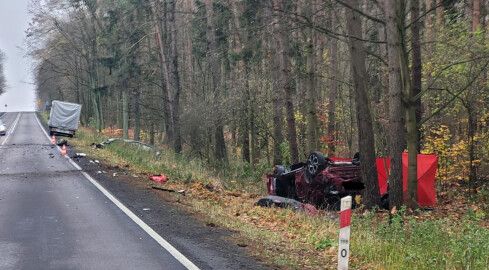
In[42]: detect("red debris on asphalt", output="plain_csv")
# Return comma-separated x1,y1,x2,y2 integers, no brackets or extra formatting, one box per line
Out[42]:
150,174,168,183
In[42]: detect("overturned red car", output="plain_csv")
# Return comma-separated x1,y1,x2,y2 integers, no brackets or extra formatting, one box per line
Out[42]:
266,151,364,209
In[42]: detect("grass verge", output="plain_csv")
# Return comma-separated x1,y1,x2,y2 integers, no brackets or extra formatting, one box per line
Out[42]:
67,126,489,270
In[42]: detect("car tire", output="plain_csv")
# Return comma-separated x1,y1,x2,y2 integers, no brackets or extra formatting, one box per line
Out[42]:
305,151,327,183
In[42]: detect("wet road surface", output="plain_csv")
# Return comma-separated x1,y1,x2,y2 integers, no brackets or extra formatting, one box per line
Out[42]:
0,112,194,269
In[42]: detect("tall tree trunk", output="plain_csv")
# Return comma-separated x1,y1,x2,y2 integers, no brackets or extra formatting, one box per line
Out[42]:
230,0,251,163
241,99,251,162
385,0,406,209
425,0,433,42
268,4,284,165
229,0,245,70
169,0,182,153
151,3,174,145
424,0,435,62
250,84,259,165
411,0,422,152
328,12,338,155
90,50,102,131
406,0,423,209
435,0,443,28
473,0,480,32
305,3,319,154
273,0,299,163
345,0,381,208
150,123,155,145
204,0,227,162
92,89,103,132
89,3,103,132
481,0,486,30
122,88,129,140
116,89,121,129
134,88,141,141
183,0,195,93
467,104,477,193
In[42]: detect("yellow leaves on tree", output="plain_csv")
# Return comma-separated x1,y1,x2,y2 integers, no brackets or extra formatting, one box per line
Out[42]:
423,125,482,182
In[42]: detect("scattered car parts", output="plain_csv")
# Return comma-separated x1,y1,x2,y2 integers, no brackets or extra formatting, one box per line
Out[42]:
255,195,318,215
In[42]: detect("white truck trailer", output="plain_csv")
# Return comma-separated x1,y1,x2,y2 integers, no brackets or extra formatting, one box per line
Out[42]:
48,100,82,137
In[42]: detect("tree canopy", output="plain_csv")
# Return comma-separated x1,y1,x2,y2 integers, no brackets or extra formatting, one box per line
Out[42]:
26,0,489,209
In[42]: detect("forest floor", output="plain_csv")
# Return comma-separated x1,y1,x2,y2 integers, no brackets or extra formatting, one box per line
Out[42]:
57,124,489,269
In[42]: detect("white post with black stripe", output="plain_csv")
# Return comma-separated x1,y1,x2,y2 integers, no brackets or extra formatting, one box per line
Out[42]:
338,196,352,270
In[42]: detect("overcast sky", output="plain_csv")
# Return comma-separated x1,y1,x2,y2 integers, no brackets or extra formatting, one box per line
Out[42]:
0,0,36,112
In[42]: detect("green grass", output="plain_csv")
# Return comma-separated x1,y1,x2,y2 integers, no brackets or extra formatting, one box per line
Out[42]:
70,128,489,269
352,209,489,269
73,128,268,192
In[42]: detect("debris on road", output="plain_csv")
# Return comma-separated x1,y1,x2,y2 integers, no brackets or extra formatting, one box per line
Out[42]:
89,160,101,166
91,143,104,149
95,138,161,155
152,186,175,192
74,153,86,158
56,139,68,146
150,174,168,183
255,195,318,215
152,186,186,196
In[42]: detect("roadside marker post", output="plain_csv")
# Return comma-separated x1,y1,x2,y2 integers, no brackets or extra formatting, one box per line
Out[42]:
338,196,352,270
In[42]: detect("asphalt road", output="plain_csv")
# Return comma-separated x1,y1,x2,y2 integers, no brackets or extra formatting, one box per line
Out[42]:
0,112,268,270
0,112,195,269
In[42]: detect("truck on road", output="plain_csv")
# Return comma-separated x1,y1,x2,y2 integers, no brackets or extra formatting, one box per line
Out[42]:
48,100,82,137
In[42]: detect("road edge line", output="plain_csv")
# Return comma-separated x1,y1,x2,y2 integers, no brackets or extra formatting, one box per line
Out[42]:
34,113,200,270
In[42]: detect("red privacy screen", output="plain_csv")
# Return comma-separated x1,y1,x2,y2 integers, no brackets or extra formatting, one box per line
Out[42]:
376,154,438,207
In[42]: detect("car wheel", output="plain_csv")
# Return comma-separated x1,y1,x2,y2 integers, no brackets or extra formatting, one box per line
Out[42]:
305,151,327,183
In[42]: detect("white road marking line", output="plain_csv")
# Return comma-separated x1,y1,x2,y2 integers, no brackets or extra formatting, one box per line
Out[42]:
1,113,22,146
34,113,200,270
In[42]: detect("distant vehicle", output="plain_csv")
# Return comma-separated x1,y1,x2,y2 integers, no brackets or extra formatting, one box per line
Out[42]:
48,100,82,137
266,151,364,209
0,119,6,136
